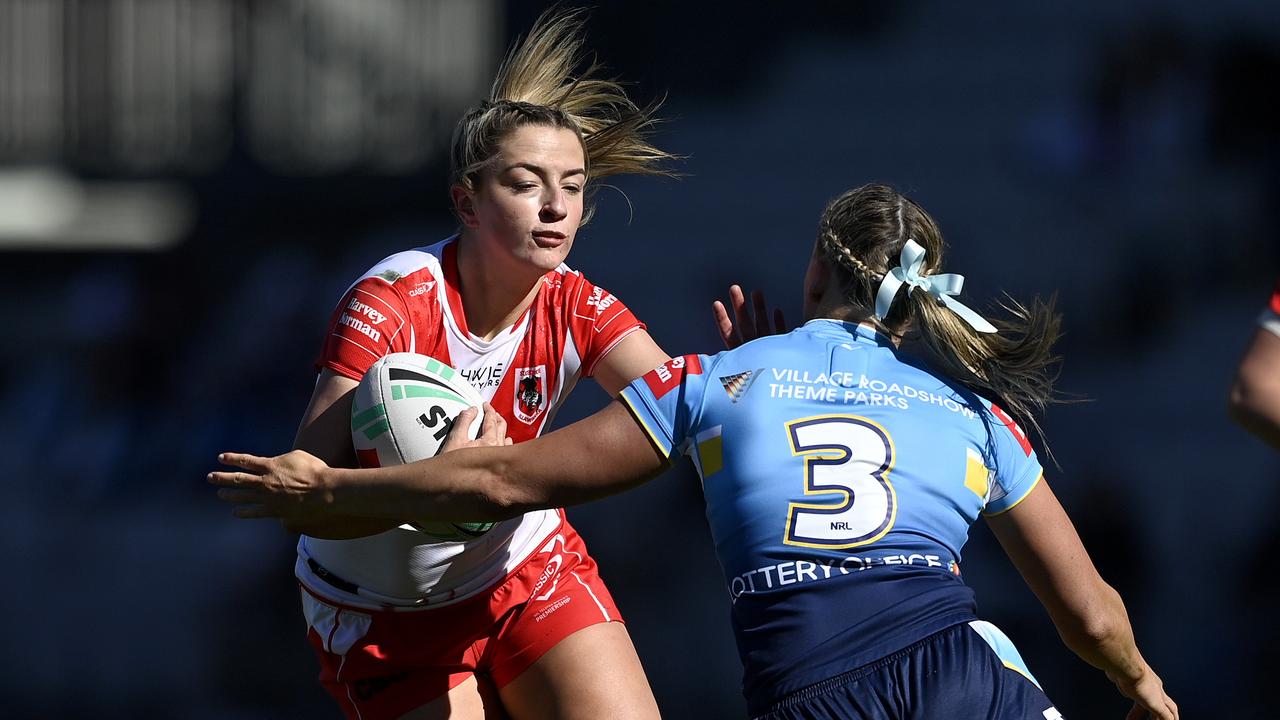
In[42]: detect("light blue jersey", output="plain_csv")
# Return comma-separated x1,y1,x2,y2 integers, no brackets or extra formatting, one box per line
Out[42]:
620,320,1043,712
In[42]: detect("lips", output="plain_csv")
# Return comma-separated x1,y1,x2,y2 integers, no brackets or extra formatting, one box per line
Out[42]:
532,230,567,248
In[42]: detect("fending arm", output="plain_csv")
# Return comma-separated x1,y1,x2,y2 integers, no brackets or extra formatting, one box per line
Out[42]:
330,401,669,520
985,480,1177,719
215,401,670,525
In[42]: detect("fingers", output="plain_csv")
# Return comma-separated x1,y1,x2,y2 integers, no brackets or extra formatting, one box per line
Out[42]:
218,452,272,473
729,284,751,340
773,307,787,334
477,403,508,445
208,470,263,488
751,290,770,337
712,300,735,349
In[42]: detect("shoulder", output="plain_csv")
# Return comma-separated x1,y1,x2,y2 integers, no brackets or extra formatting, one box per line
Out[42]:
354,243,448,287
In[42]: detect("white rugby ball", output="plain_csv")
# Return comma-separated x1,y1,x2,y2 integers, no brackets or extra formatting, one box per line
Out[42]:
350,352,494,540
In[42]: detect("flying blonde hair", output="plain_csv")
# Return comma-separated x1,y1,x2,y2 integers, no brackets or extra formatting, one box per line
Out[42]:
449,7,676,223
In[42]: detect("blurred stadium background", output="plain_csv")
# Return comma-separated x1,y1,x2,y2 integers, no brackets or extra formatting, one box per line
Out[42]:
2,0,1277,717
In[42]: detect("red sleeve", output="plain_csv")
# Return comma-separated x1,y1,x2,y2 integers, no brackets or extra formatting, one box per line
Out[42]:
567,276,645,377
315,276,412,380
1270,279,1280,315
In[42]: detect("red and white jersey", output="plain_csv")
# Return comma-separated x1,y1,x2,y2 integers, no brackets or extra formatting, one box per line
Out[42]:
298,236,645,609
1261,280,1280,338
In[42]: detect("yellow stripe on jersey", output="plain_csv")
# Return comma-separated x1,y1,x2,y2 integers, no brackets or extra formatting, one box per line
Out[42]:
696,426,724,478
963,448,989,500
618,392,672,459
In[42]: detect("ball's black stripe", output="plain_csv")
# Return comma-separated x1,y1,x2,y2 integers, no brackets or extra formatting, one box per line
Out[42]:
388,368,458,393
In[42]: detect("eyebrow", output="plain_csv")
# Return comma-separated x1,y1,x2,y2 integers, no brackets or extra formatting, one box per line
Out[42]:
502,162,587,179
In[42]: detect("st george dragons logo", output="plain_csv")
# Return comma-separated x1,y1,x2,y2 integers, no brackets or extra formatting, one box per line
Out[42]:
513,365,547,424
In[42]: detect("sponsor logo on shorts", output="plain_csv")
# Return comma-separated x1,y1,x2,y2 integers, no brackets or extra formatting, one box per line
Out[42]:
531,553,563,602
534,595,572,622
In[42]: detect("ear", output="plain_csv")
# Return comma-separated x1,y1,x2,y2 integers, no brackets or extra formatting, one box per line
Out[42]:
451,185,480,229
803,253,831,304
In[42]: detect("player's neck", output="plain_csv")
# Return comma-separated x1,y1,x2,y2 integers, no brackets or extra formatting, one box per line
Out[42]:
455,239,544,341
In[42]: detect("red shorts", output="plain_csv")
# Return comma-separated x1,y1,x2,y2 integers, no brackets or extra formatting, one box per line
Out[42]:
300,523,622,720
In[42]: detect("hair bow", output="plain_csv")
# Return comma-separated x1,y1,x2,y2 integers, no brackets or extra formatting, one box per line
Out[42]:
873,239,997,333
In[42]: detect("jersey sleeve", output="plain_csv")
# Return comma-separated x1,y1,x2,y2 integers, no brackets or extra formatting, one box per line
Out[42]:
1259,279,1280,338
316,275,412,380
981,403,1044,516
568,277,646,377
618,354,709,462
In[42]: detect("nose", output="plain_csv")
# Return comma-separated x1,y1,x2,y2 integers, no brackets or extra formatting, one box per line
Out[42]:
539,187,568,223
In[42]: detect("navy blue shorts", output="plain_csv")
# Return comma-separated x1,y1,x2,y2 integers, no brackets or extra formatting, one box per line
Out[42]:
755,621,1062,720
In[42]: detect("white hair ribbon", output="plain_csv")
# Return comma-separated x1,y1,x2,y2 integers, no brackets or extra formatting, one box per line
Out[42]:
873,239,998,334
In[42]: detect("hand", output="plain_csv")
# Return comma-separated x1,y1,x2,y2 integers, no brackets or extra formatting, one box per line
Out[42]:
712,284,786,350
438,403,513,454
209,449,334,521
1107,665,1178,720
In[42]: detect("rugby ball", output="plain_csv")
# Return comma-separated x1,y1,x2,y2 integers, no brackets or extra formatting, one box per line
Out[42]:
350,353,495,540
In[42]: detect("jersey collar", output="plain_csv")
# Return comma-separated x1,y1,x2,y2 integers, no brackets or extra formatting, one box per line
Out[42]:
801,318,896,348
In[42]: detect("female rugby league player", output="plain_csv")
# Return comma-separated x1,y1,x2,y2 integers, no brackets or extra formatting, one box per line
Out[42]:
278,8,676,720
215,184,1177,719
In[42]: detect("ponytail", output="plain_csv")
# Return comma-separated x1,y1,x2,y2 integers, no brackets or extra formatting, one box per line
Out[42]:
818,184,1063,443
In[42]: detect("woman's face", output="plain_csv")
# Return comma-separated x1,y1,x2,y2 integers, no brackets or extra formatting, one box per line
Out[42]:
458,124,587,275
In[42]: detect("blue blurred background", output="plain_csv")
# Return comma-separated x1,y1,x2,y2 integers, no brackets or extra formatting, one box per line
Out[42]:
2,1,1277,717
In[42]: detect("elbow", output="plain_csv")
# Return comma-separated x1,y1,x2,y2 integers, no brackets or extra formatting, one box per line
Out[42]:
1062,584,1129,651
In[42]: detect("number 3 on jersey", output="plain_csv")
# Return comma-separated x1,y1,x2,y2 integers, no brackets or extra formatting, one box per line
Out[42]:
784,415,897,549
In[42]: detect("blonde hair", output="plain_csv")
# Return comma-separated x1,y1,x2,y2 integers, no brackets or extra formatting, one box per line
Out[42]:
449,8,675,223
818,184,1062,442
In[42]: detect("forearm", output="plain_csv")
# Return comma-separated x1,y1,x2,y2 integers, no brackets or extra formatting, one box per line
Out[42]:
325,447,531,523
1046,581,1148,682
321,401,667,523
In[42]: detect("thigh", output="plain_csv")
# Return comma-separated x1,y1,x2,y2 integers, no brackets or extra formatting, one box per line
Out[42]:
486,529,658,720
398,676,509,720
497,622,658,720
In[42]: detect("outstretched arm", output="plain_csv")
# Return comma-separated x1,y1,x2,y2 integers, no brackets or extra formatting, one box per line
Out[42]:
287,369,403,538
1228,326,1280,449
214,401,669,524
985,480,1178,720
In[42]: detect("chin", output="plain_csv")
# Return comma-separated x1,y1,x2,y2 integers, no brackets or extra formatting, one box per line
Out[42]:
523,246,572,271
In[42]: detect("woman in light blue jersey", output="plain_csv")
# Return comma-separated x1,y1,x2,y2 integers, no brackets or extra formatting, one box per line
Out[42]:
213,184,1178,720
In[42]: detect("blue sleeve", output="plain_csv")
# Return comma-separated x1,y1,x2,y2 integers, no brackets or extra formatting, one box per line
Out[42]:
618,354,710,462
982,404,1044,516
